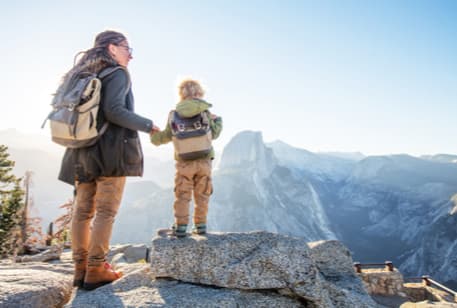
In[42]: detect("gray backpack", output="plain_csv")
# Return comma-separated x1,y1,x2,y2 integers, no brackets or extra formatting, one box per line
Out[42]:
42,66,130,148
169,110,212,160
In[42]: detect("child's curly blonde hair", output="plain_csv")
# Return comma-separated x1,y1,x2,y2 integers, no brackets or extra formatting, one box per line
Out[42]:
178,78,205,100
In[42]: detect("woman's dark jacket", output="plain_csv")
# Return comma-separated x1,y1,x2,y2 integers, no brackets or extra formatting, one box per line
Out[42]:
58,67,153,185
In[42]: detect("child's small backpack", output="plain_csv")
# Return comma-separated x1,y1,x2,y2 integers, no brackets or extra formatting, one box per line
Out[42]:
169,111,212,160
42,66,129,148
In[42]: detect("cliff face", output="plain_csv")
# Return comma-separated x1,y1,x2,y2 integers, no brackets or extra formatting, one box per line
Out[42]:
210,131,335,241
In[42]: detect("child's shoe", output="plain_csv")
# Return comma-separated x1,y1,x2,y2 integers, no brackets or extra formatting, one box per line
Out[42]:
192,223,206,235
172,224,187,238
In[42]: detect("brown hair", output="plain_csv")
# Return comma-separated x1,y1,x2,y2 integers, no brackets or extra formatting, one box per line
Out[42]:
178,79,205,100
61,30,126,85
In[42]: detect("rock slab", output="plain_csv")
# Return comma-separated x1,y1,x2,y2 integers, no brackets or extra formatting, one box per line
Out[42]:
150,231,376,307
67,264,303,307
0,263,73,308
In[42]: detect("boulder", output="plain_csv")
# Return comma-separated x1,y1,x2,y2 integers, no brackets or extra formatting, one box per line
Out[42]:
150,231,376,307
107,244,148,263
307,240,354,276
308,240,378,307
124,244,148,262
15,245,62,263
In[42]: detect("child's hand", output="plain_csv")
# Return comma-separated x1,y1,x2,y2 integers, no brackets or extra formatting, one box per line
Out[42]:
150,125,160,135
209,113,218,120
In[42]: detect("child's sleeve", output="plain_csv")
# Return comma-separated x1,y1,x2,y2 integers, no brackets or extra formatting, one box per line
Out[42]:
150,123,172,146
210,116,223,140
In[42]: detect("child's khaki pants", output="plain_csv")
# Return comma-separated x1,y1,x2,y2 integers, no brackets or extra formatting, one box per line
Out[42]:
174,159,213,225
71,176,125,266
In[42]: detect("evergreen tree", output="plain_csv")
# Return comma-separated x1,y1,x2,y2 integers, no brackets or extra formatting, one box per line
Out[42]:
0,145,25,257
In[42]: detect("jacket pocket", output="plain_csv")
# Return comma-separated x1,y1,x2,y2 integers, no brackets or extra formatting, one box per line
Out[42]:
124,137,142,165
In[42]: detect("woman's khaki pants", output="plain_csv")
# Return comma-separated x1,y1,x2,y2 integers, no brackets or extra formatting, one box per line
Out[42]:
71,176,126,266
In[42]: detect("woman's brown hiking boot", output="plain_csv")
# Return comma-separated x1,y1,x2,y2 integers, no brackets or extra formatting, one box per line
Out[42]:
83,262,122,290
73,260,87,288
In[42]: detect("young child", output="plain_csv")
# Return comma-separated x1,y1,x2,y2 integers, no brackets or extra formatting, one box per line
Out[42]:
151,78,223,237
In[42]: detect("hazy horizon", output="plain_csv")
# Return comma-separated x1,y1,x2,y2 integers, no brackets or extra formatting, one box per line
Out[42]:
1,127,456,160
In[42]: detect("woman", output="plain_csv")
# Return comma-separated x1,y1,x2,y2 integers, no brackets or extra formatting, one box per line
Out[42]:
58,30,158,290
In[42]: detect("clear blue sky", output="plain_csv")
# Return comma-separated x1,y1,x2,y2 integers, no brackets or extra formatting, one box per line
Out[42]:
1,0,456,156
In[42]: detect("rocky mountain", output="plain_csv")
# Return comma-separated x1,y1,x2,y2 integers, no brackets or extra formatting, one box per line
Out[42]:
209,131,336,241
335,155,457,286
267,140,357,182
399,210,457,288
421,153,457,164
268,141,457,288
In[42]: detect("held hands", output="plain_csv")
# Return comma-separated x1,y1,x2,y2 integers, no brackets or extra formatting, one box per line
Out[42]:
150,125,160,135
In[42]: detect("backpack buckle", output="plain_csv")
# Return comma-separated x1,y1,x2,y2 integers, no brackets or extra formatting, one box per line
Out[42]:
177,124,185,132
194,122,202,129
68,103,76,111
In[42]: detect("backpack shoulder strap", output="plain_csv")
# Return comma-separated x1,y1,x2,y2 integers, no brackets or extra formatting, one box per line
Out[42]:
98,66,131,97
93,66,130,136
169,110,181,135
168,110,176,125
201,110,210,125
98,66,123,78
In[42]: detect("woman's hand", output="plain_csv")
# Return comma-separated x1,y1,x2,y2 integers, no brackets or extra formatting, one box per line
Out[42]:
150,125,160,135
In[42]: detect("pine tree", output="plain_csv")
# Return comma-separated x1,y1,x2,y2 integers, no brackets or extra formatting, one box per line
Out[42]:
0,145,25,257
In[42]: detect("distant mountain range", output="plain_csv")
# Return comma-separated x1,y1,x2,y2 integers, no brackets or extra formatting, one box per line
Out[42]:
2,128,457,288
